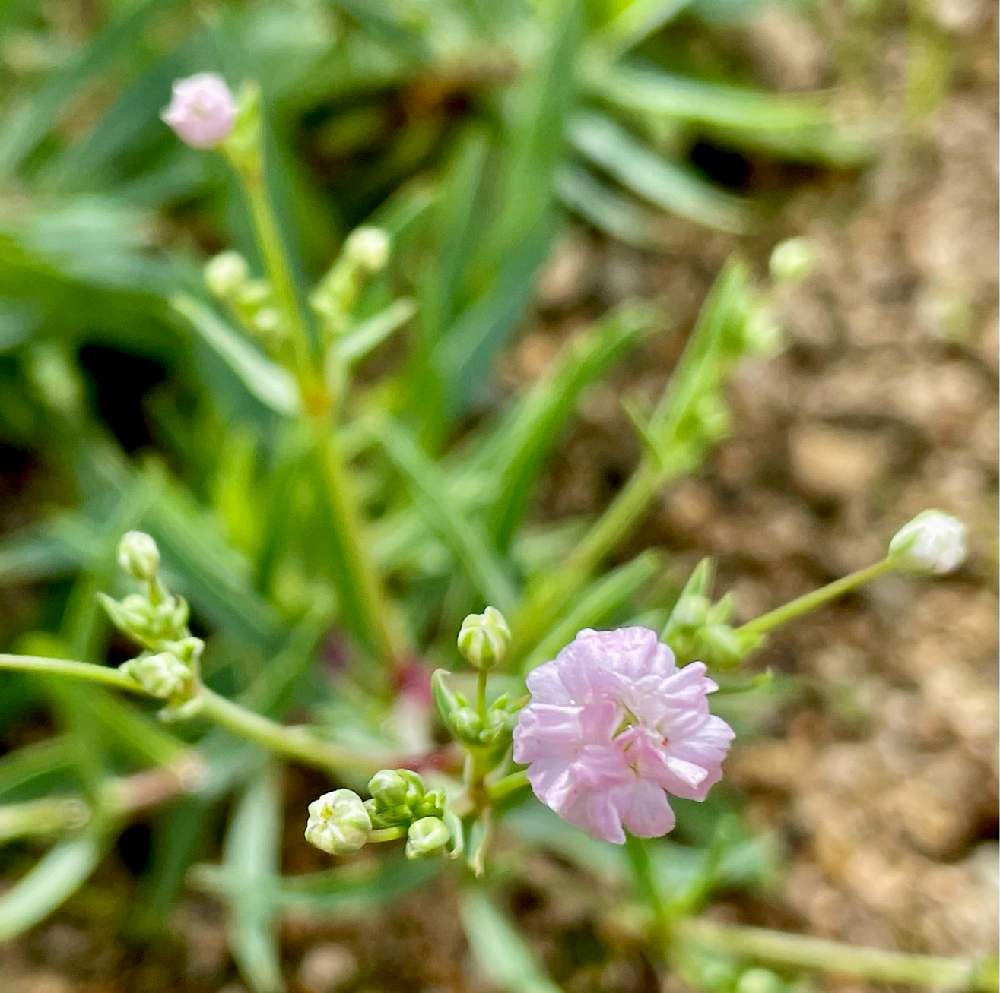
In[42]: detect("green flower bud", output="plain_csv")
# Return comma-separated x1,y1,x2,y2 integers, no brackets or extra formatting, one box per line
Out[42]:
457,607,511,671
672,593,710,630
368,769,410,808
769,236,815,284
117,531,160,581
888,510,966,575
305,789,371,855
121,652,190,699
404,816,450,859
695,623,746,668
451,706,483,743
344,226,390,273
204,251,249,299
736,968,785,993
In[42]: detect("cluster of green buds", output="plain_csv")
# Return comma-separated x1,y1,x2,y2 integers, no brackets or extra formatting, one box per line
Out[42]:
662,560,761,668
99,531,202,711
203,250,287,352
433,608,521,751
309,225,391,341
304,769,461,860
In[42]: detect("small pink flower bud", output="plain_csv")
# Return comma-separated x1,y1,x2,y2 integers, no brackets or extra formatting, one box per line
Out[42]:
161,73,236,149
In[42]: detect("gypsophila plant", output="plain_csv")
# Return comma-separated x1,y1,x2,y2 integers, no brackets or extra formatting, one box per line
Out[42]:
0,59,992,993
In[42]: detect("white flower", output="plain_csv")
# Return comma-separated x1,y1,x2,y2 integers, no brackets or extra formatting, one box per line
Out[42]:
305,789,371,855
889,510,966,575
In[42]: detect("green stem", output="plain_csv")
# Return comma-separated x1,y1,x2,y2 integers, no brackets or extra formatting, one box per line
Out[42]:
198,687,383,776
0,654,385,777
368,826,407,843
475,669,488,723
0,654,144,692
310,419,402,672
485,768,529,803
624,833,670,946
737,558,894,639
227,150,315,389
228,146,402,673
511,465,659,659
674,919,997,992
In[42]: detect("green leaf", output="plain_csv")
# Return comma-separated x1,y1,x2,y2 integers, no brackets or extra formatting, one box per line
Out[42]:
0,832,107,941
556,164,664,248
223,767,285,993
459,887,563,993
484,303,657,549
569,112,755,233
521,551,662,673
172,294,300,416
336,297,416,368
374,421,519,610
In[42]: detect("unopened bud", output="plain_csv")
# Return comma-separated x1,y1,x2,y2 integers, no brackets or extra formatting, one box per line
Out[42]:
405,816,450,859
205,251,248,298
305,789,371,855
161,73,237,149
696,624,746,668
769,236,815,284
889,510,966,575
457,607,511,671
672,594,710,630
344,226,390,273
368,769,410,808
117,531,160,581
122,652,190,699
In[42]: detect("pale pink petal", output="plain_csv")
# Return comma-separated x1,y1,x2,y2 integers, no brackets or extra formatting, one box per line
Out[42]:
611,781,676,838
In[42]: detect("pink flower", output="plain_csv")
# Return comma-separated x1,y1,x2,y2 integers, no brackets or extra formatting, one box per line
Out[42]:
513,627,734,844
161,73,236,148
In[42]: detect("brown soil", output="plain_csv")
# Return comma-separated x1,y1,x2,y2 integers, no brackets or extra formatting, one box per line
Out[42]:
3,1,997,991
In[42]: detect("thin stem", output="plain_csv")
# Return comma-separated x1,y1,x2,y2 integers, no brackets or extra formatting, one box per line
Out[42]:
368,826,407,843
0,653,387,777
0,654,145,693
198,687,384,776
737,558,894,639
624,833,670,946
673,919,997,992
310,419,402,672
228,146,402,673
485,768,529,803
475,669,488,723
511,465,659,659
227,151,316,391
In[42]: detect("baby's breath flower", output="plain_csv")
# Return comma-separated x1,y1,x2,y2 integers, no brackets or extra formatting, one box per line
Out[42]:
305,789,372,855
514,627,734,844
161,73,237,149
889,510,966,575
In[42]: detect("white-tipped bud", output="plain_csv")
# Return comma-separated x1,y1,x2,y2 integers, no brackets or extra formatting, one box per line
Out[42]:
117,531,160,581
457,606,511,671
769,236,815,284
889,510,966,575
404,816,450,859
344,226,390,273
205,251,249,298
305,789,371,855
122,652,190,699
